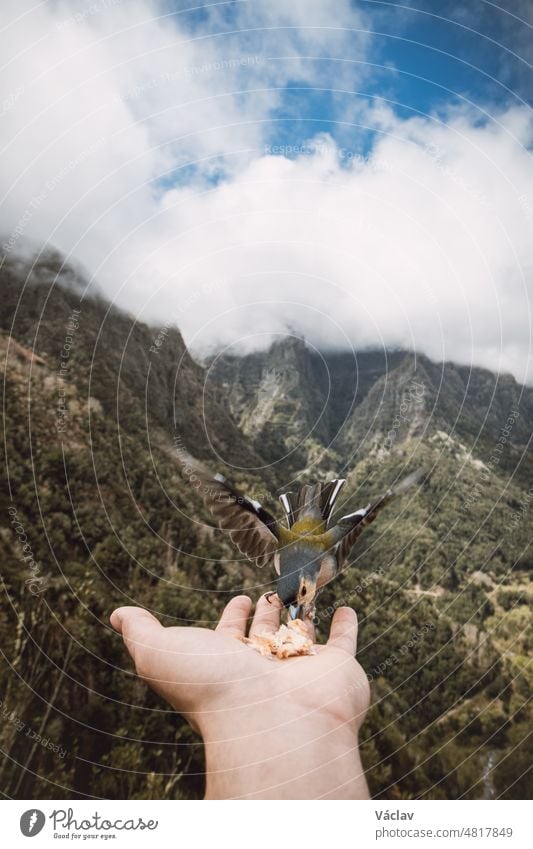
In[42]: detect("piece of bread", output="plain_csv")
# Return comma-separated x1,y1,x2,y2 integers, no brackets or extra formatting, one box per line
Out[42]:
240,619,315,659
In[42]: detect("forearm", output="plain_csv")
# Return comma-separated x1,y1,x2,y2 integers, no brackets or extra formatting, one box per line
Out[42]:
201,704,369,800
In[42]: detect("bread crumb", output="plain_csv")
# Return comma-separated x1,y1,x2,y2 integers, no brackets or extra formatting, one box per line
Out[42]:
240,619,315,659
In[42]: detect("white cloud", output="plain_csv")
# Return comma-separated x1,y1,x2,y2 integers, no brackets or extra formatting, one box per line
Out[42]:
1,1,532,384
0,0,370,251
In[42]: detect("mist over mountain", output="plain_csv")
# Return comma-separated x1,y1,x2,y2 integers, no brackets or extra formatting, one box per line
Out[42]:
0,248,531,800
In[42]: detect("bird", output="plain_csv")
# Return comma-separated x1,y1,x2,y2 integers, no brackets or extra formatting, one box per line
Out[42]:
179,453,423,621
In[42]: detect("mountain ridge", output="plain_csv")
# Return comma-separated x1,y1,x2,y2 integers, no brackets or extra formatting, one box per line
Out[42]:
0,247,531,800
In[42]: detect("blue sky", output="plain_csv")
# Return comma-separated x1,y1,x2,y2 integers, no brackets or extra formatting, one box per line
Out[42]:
161,0,532,162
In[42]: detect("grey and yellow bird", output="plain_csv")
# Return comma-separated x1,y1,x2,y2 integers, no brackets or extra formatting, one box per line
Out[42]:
180,454,423,620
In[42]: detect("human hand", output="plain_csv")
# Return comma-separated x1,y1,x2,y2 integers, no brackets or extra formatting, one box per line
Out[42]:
110,595,371,799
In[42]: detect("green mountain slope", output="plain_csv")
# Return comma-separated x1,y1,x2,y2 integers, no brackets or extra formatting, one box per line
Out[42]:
0,249,531,800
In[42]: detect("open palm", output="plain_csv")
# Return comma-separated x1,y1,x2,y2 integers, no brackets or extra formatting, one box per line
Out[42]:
111,595,369,728
111,595,371,799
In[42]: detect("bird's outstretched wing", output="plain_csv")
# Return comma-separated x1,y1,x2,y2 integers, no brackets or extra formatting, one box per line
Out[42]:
331,468,424,568
178,453,279,568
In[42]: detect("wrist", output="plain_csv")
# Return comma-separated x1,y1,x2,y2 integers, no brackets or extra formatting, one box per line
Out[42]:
200,697,369,800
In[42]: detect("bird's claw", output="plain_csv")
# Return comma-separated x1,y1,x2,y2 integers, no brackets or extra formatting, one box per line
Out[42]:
305,603,316,622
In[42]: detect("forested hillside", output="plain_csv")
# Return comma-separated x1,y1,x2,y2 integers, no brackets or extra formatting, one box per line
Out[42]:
1,250,531,799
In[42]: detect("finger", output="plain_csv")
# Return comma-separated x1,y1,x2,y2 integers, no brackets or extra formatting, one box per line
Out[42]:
249,593,282,637
326,607,358,655
215,595,252,638
110,606,165,666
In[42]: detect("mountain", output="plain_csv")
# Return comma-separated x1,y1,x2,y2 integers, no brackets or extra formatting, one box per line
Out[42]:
207,336,533,484
206,339,406,471
0,249,264,469
0,248,531,800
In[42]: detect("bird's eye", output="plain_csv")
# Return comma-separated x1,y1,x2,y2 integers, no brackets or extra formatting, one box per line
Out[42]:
301,586,307,596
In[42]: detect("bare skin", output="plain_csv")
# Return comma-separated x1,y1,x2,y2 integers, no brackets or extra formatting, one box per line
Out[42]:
110,595,371,800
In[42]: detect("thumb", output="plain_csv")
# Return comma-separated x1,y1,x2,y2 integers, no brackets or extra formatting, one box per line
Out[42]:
110,606,164,669
327,607,359,655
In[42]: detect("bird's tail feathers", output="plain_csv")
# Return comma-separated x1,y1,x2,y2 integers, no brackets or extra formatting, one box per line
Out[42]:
279,478,346,527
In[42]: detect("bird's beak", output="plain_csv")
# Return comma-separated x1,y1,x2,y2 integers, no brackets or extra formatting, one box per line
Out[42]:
289,604,303,620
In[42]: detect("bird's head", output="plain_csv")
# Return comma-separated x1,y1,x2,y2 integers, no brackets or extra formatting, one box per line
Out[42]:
276,545,320,620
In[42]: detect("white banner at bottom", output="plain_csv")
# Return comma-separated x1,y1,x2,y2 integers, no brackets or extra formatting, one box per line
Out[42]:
2,799,529,848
